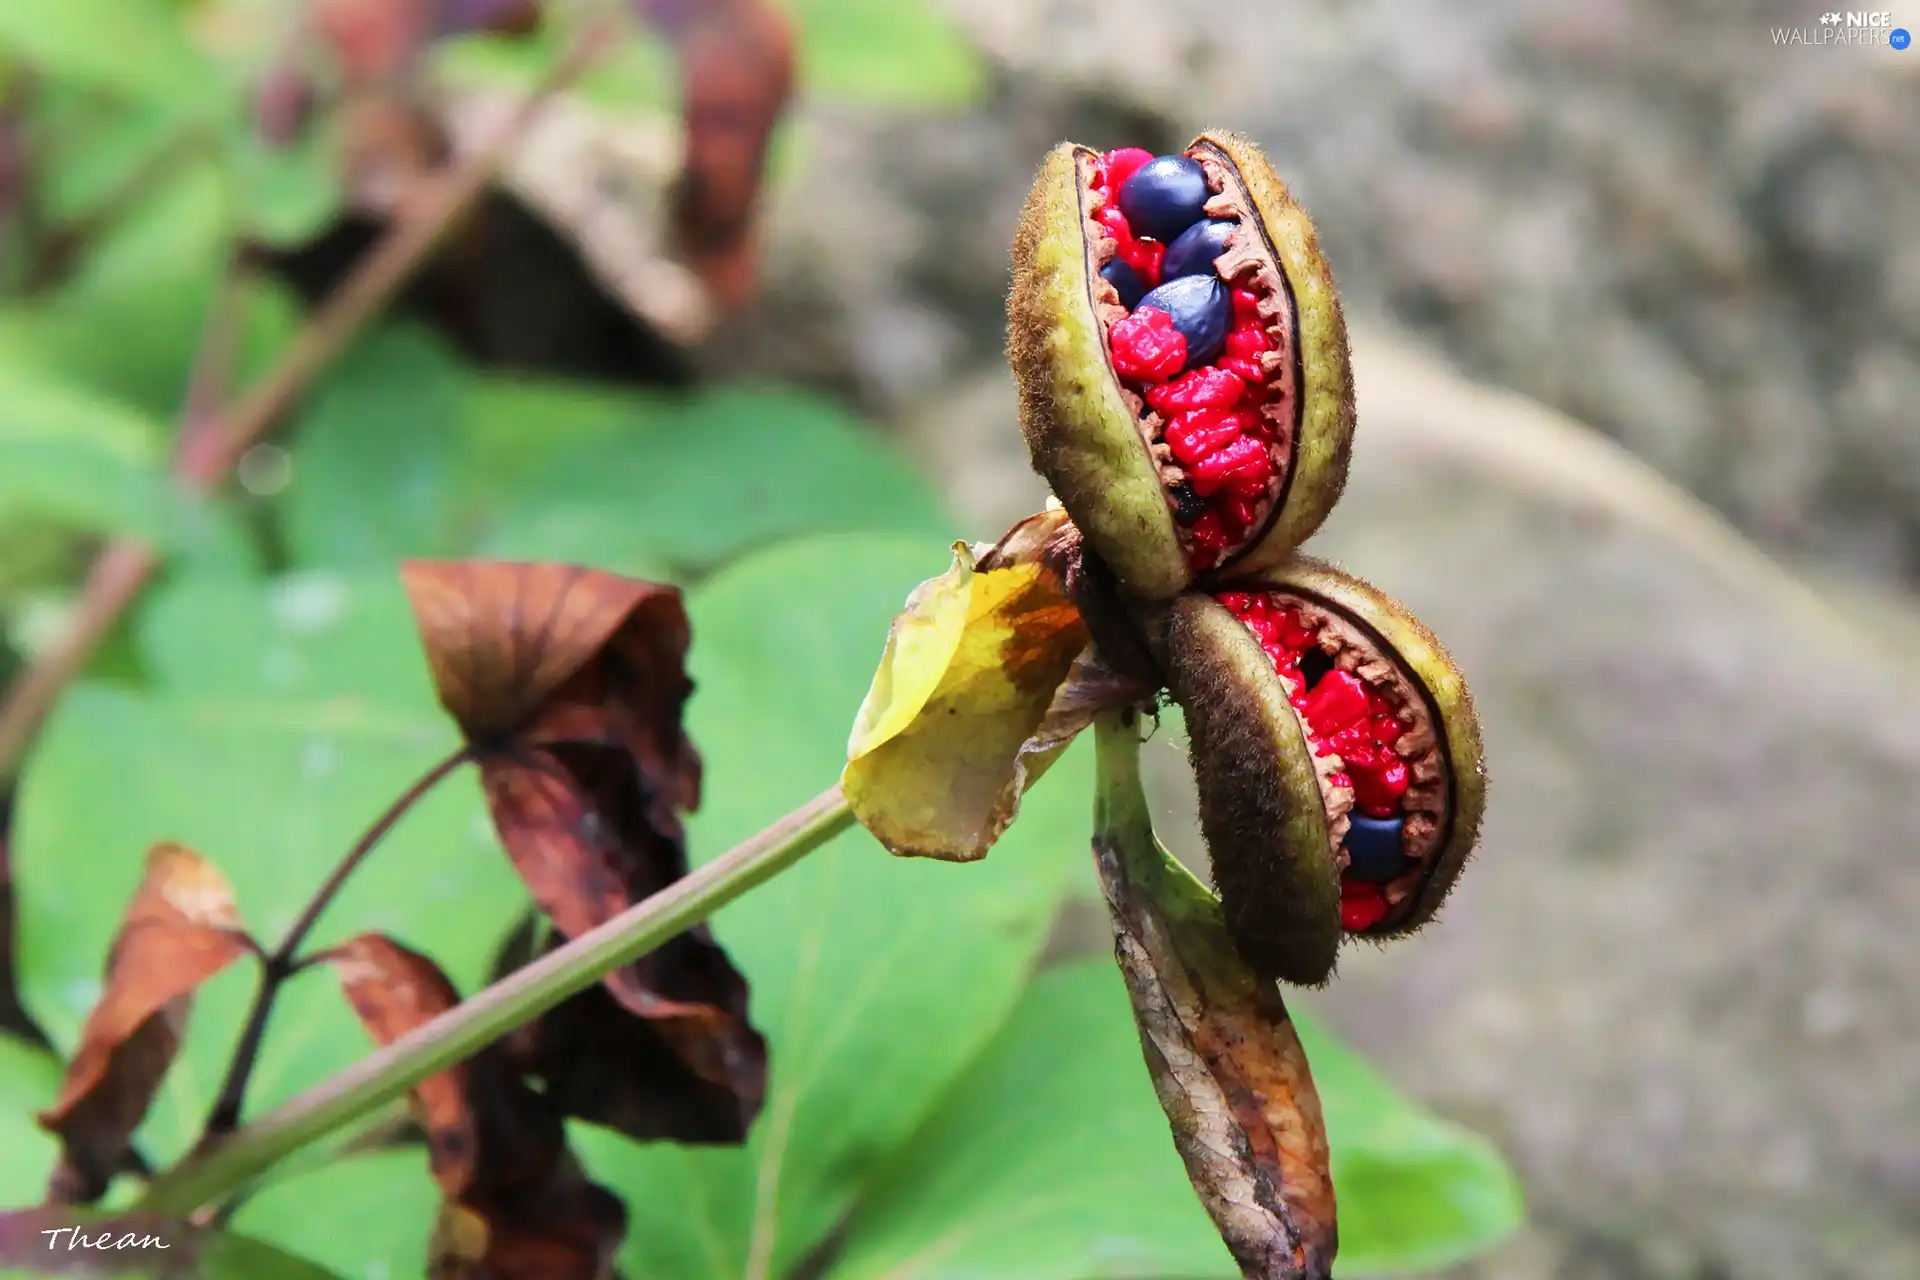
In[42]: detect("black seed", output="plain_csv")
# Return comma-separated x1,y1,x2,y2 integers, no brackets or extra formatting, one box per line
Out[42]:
1163,218,1236,280
1135,275,1231,369
1169,480,1206,524
1118,154,1211,244
1343,812,1409,883
1100,258,1147,309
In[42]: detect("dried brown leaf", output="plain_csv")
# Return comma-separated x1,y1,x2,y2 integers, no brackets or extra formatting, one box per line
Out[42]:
37,844,254,1205
501,929,763,1144
400,559,765,1131
400,560,689,741
640,0,796,306
316,0,543,88
325,934,625,1279
1092,719,1337,1280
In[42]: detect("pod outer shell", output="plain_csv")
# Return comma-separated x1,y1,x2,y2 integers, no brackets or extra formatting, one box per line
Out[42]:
1190,131,1357,577
1010,143,1192,602
1253,557,1487,936
1166,593,1342,985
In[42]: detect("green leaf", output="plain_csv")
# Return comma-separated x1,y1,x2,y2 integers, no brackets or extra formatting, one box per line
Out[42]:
278,329,470,568
830,960,1523,1278
0,1208,348,1279
24,89,200,229
0,1035,61,1209
579,534,1093,1279
468,381,954,575
0,179,301,425
790,0,984,107
1295,1014,1525,1273
0,369,248,566
0,0,227,108
10,574,522,1170
435,27,678,117
230,1149,437,1280
233,126,344,249
827,960,1232,1279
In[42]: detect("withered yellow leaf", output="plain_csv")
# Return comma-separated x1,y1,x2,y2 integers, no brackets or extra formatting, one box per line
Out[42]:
845,541,1088,861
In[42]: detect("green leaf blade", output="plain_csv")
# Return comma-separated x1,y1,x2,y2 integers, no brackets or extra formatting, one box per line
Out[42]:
9,576,523,1172
584,534,1092,1278
830,959,1524,1279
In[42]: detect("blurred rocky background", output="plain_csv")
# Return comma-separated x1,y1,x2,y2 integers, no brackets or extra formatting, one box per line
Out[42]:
703,2,1920,1275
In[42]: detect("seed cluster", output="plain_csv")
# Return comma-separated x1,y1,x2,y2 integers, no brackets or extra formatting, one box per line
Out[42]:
1215,589,1422,932
1086,148,1286,571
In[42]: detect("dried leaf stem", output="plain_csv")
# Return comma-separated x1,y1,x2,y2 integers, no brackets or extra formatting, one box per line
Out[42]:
142,785,854,1215
0,19,615,783
199,745,474,1141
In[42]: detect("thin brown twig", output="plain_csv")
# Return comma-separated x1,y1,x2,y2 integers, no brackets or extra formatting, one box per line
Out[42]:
200,744,472,1140
0,20,615,782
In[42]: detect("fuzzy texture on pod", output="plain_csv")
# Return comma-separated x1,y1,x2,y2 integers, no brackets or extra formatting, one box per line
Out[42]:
1192,133,1355,578
1166,559,1486,984
1008,132,1356,600
1261,558,1486,939
1011,143,1190,601
1166,593,1343,986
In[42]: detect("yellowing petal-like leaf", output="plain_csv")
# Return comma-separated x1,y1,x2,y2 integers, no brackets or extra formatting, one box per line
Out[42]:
845,542,1088,861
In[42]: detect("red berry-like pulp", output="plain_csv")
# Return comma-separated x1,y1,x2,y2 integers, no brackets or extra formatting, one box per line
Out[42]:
1215,589,1416,930
1089,148,1286,570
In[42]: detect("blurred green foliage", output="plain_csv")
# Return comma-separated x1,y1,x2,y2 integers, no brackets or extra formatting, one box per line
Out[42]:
0,1,1521,1275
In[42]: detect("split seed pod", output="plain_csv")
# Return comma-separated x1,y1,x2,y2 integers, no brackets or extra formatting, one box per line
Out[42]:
1008,131,1355,601
1165,558,1485,985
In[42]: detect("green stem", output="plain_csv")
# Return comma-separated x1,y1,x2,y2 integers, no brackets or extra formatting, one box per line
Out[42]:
140,785,855,1215
1092,711,1224,922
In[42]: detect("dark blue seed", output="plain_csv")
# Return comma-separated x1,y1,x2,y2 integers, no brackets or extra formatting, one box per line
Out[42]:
1169,480,1206,524
1118,154,1211,244
1343,813,1409,884
1100,258,1147,310
1162,218,1237,281
1298,648,1335,690
1135,275,1230,369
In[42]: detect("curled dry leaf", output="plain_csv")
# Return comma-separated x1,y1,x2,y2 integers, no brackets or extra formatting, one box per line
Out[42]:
1091,717,1336,1280
638,0,797,307
843,512,1098,861
316,0,544,88
496,916,764,1143
37,845,255,1205
325,934,625,1279
401,560,765,1135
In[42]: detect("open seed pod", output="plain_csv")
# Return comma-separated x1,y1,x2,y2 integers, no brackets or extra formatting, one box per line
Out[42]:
1008,132,1355,602
1165,558,1485,985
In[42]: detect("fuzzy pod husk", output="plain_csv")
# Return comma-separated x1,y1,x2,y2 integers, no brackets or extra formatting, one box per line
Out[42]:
1165,593,1343,986
1167,558,1486,983
1010,142,1190,601
1008,133,1356,602
1189,132,1356,578
1264,557,1487,939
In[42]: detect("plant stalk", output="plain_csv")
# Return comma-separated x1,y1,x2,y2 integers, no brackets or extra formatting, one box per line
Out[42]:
143,785,854,1215
0,20,614,783
198,746,473,1140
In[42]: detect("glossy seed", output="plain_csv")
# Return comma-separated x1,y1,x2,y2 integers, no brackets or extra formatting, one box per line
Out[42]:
1162,218,1237,281
1342,813,1408,883
1134,275,1230,370
1169,480,1207,524
1101,258,1148,309
1118,154,1212,244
